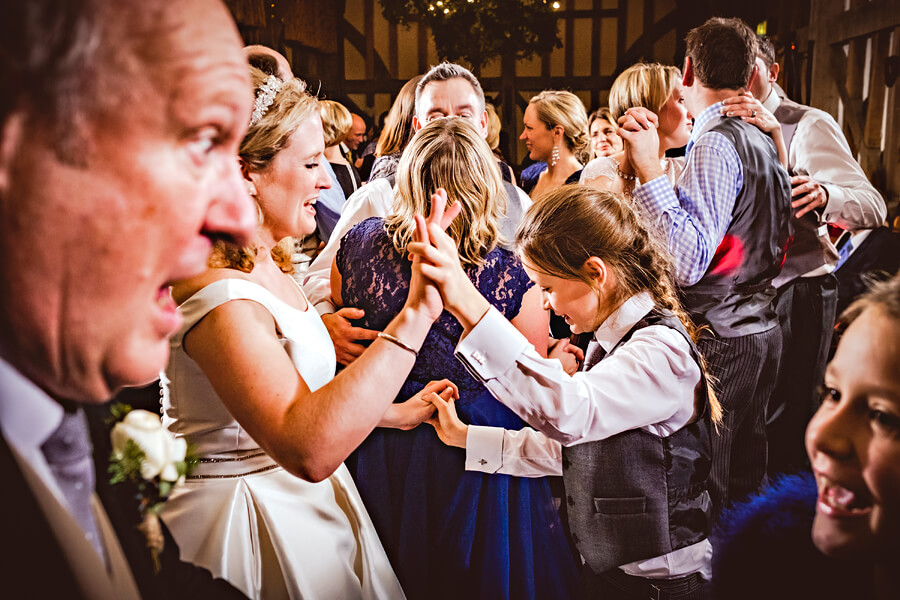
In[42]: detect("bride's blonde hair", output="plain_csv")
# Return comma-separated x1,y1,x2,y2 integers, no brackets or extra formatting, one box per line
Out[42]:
209,66,319,274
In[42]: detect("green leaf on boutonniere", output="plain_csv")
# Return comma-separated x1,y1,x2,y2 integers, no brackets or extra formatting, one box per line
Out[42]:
109,402,133,423
109,439,147,485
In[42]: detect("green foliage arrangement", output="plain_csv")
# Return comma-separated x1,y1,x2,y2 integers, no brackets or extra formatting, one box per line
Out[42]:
380,0,563,71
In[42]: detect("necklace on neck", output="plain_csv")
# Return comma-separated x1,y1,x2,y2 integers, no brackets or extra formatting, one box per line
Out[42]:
612,158,637,181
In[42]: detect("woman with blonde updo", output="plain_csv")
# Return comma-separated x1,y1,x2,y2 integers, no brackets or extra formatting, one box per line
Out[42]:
581,63,690,197
519,90,590,198
333,117,579,600
160,66,457,599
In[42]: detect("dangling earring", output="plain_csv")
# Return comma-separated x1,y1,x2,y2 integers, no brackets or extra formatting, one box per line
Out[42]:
550,144,560,167
245,180,257,197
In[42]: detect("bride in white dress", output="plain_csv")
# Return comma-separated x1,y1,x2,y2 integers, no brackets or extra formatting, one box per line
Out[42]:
160,67,457,600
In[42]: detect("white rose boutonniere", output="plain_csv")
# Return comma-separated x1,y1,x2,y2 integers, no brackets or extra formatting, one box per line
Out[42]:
108,404,196,573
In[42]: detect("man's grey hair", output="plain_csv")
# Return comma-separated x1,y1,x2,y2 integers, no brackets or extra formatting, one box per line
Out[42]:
1,0,169,164
414,62,486,117
1,0,101,162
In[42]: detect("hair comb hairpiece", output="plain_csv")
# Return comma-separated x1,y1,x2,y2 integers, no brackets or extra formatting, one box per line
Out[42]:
249,75,284,127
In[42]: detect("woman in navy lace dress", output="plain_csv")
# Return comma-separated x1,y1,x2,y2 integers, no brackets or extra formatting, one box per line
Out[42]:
332,118,580,600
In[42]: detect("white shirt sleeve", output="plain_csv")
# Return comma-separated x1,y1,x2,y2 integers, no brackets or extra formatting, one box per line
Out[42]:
791,109,886,230
465,424,563,477
302,179,394,314
455,308,700,447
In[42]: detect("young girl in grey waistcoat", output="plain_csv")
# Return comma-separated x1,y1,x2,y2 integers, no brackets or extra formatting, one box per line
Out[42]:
410,184,722,599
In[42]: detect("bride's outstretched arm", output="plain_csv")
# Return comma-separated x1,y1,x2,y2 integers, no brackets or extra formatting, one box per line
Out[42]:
181,198,461,483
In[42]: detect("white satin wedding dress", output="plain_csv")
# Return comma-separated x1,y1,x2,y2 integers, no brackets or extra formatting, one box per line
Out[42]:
160,278,405,600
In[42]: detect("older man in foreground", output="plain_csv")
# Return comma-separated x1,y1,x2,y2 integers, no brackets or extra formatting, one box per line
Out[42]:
0,1,256,598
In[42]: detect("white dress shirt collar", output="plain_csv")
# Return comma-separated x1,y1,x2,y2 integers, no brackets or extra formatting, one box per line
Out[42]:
760,84,781,114
0,357,67,505
593,291,655,353
0,357,64,451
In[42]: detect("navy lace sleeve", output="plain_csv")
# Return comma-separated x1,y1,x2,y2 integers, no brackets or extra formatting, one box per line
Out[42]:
337,217,534,405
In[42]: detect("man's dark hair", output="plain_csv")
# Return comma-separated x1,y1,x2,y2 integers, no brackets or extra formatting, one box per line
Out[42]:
0,0,100,162
685,17,758,90
756,35,776,69
247,52,280,77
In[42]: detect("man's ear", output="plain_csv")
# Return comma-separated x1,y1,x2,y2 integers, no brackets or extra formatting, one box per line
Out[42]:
412,115,423,132
768,61,780,83
682,57,694,87
746,62,760,93
0,111,25,195
479,109,489,137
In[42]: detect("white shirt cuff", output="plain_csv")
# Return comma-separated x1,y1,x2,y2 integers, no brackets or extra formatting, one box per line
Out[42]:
315,300,336,316
820,182,844,222
454,308,531,381
465,425,504,473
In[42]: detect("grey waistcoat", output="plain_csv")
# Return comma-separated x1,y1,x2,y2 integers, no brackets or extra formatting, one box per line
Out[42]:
682,117,792,337
562,310,713,575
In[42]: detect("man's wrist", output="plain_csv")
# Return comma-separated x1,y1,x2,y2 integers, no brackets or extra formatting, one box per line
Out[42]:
636,165,665,184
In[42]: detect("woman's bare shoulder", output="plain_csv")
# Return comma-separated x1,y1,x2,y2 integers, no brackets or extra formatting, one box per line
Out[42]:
171,268,253,304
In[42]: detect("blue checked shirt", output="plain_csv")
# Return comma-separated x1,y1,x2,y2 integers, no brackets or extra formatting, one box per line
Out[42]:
632,102,743,285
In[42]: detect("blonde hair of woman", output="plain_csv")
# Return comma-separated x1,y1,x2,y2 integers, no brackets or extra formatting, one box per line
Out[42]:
520,90,589,198
581,63,689,197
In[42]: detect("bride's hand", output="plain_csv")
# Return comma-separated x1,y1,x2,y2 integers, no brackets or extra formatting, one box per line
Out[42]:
408,189,490,329
380,379,458,430
404,188,461,322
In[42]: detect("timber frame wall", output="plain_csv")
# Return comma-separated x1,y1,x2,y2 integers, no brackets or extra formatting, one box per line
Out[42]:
226,0,898,212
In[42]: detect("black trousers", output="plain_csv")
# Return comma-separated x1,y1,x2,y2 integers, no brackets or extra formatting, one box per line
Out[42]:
766,274,837,478
701,326,782,513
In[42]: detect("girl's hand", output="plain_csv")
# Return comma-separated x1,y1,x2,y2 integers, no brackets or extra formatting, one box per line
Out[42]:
548,337,584,376
407,189,491,330
404,189,461,322
381,379,458,430
425,390,468,449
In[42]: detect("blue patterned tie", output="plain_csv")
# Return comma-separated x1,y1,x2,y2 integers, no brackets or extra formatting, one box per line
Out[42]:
40,408,105,559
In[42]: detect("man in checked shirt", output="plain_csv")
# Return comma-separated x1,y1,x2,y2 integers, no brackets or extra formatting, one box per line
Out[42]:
618,17,791,513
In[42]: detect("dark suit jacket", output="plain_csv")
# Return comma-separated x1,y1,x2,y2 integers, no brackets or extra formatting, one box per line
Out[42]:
0,403,247,600
835,227,900,315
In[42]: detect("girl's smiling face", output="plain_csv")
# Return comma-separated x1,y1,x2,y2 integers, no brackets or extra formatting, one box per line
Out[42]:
521,257,610,335
806,306,900,563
